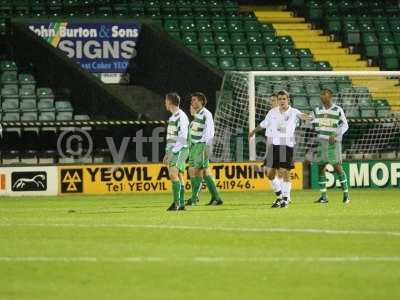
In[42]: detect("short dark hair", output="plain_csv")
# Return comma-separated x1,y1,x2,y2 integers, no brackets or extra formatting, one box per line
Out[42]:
191,92,207,106
166,92,181,106
270,92,278,98
320,88,333,96
277,90,290,98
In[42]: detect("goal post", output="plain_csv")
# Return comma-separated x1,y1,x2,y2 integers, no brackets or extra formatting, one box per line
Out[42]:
213,71,400,162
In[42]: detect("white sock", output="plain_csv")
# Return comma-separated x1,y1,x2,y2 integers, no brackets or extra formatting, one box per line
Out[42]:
281,181,292,201
270,178,283,199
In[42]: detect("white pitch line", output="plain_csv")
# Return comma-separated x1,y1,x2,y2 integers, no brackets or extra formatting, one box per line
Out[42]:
1,222,400,237
0,256,400,263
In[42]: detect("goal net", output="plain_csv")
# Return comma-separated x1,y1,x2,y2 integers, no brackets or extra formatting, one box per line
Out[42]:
212,71,400,162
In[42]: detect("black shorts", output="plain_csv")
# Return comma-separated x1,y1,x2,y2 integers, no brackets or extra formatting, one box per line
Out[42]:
264,145,294,170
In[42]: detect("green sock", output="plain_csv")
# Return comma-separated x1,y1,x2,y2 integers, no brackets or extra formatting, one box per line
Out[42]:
172,181,181,207
338,170,349,196
179,183,185,207
190,176,202,202
204,175,221,200
319,173,327,199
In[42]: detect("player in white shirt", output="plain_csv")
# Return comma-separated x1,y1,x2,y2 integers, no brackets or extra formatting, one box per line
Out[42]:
249,90,311,208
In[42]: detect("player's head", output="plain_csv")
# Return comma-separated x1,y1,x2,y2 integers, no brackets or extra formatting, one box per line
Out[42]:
320,88,333,107
270,92,278,108
165,92,180,113
191,92,207,111
277,90,290,110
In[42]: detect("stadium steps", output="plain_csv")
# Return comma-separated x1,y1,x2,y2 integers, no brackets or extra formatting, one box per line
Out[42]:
250,7,400,111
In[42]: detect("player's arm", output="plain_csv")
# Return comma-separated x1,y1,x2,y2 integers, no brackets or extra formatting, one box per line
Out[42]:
249,112,271,138
200,111,214,146
295,109,313,122
172,116,188,153
336,108,349,138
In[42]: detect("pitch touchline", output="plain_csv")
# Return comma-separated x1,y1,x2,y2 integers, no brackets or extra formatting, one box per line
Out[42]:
0,256,399,263
1,223,400,237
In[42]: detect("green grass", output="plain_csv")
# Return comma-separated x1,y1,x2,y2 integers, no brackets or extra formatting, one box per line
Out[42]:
1,189,400,300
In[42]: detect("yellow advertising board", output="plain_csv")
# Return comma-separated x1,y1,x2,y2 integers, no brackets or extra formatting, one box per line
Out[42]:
59,162,303,195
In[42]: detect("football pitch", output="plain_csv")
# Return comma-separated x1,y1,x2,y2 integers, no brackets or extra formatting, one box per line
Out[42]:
1,189,399,300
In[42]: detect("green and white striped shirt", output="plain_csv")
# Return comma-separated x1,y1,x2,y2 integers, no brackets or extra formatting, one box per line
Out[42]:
312,104,349,142
166,109,189,153
189,107,214,146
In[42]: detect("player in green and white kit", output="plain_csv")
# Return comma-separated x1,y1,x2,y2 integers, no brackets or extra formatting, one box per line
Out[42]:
312,88,350,204
163,93,190,211
187,92,223,206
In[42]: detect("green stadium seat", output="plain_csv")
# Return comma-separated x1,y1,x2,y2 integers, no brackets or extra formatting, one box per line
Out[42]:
233,45,250,58
57,111,73,120
375,20,391,33
20,99,36,111
300,58,316,71
381,57,399,70
265,46,280,58
236,58,252,71
259,23,275,34
214,32,230,45
196,19,212,32
249,45,264,57
21,111,38,121
262,35,278,46
217,45,233,57
19,86,36,100
74,114,91,121
268,58,285,71
198,32,214,45
244,20,259,32
219,57,235,70
359,21,374,33
306,0,323,21
37,88,54,100
39,111,56,121
297,48,313,58
38,99,55,112
284,58,300,71
230,32,247,45
201,45,216,57
381,45,398,57
18,73,36,87
1,72,18,87
2,98,19,111
343,22,360,44
306,85,321,96
292,96,309,109
164,19,179,31
281,47,297,58
325,16,341,35
55,101,73,112
378,32,395,45
212,20,228,32
345,108,360,118
247,31,263,45
290,85,307,96
2,112,20,121
180,19,196,32
316,61,333,71
1,86,18,99
309,96,321,108
227,20,244,32
277,36,294,47
360,107,376,118
182,32,197,45
0,60,17,72
251,57,267,70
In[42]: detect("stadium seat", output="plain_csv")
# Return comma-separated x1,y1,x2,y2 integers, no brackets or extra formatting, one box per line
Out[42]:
198,32,214,45
230,32,247,45
214,32,230,45
2,112,20,121
1,86,18,99
284,58,300,71
217,45,233,57
56,111,73,120
38,99,55,111
74,114,91,121
265,46,280,58
300,58,316,71
0,60,17,72
200,45,216,57
292,96,309,109
39,111,56,121
315,61,333,71
233,45,250,58
249,45,264,57
247,32,263,45
2,99,19,112
55,101,73,112
360,107,376,118
227,20,244,32
218,57,235,70
21,111,38,121
37,88,54,100
281,47,297,58
181,32,197,45
20,99,37,111
309,96,321,108
251,57,267,70
236,58,252,71
212,20,228,32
